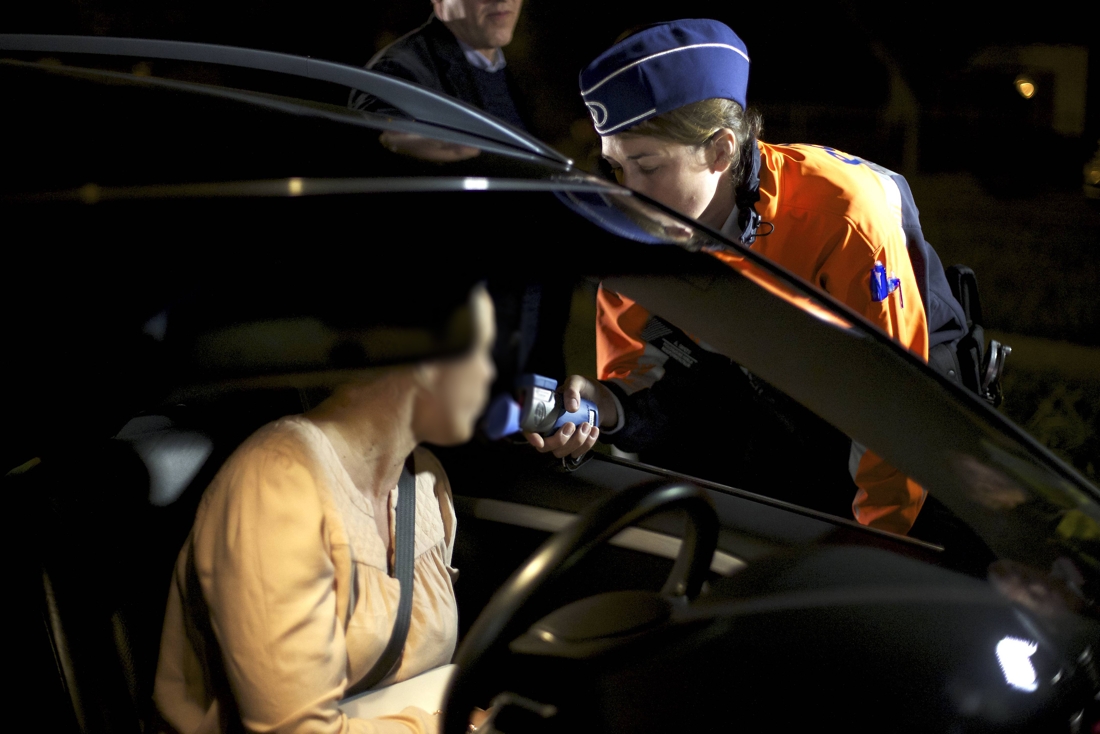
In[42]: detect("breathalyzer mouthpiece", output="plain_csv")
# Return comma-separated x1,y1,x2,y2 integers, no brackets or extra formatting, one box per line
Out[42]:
483,394,523,441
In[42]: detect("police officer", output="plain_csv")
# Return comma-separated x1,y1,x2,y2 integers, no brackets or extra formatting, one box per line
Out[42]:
526,19,967,535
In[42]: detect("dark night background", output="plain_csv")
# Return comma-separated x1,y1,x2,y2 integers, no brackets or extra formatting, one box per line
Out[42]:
3,0,1098,477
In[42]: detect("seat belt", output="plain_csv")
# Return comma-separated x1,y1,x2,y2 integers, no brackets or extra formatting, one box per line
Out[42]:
344,454,418,697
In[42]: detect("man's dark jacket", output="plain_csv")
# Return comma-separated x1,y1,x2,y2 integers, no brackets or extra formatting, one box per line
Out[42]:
350,16,567,390
348,14,528,131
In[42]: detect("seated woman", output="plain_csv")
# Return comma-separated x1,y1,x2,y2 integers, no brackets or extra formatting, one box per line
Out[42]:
154,286,495,734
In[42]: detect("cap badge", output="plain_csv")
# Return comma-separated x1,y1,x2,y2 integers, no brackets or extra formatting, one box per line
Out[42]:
586,101,609,128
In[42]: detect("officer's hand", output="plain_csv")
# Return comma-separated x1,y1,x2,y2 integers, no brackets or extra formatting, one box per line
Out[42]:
524,376,618,461
379,131,481,163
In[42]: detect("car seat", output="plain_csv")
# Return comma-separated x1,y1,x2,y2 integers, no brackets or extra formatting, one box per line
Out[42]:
9,389,308,734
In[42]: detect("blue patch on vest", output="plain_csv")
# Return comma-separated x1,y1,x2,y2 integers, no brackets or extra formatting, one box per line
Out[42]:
871,262,903,306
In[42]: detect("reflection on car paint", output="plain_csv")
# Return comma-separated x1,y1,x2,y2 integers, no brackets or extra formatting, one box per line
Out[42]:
996,636,1039,692
707,247,855,331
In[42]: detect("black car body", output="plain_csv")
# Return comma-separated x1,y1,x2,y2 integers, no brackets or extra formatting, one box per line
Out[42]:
3,35,1099,734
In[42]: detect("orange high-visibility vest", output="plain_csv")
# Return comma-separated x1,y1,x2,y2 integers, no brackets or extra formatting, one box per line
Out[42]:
598,142,929,535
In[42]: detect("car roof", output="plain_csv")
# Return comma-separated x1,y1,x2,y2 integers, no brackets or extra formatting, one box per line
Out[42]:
0,65,579,195
0,33,570,167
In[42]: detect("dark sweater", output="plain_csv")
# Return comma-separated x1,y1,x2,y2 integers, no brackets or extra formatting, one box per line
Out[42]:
349,17,566,392
349,14,528,131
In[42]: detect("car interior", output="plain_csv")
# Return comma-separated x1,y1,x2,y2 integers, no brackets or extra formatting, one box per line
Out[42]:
17,355,1081,732
8,349,970,734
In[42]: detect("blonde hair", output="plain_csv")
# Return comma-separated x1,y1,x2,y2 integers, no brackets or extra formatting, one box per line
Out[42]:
623,98,763,186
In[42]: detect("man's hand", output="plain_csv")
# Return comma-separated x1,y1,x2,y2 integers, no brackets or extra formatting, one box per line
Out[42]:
379,131,481,163
524,376,618,461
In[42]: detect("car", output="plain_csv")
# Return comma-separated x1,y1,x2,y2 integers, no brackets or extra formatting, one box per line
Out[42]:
3,33,1099,734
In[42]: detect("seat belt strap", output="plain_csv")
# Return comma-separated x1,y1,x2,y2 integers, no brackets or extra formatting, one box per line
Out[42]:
345,454,417,696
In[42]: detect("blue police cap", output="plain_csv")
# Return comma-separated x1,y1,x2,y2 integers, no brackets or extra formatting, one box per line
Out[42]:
580,19,750,136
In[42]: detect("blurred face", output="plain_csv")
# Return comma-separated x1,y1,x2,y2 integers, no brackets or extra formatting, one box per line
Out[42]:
601,132,735,229
414,288,497,445
432,0,523,54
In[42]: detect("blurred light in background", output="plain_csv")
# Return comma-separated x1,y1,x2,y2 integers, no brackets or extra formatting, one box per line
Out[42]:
1014,74,1036,99
973,45,1087,135
1086,162,1100,186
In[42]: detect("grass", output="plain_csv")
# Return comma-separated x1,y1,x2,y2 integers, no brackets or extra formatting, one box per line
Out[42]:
908,173,1100,347
999,364,1100,482
909,172,1099,482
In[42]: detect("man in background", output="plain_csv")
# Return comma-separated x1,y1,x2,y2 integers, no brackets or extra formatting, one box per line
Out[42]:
352,1,572,398
350,0,527,161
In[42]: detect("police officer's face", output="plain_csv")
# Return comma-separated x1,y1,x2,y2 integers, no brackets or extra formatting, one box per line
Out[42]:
601,132,736,229
433,0,523,54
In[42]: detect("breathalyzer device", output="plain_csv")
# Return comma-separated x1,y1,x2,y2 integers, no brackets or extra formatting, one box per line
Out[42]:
483,374,600,440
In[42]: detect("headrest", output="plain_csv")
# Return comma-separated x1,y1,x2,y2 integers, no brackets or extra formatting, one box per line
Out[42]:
116,415,213,507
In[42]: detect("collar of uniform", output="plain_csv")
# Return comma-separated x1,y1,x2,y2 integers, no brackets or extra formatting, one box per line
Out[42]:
750,141,778,228
720,204,741,240
729,139,769,246
457,38,507,72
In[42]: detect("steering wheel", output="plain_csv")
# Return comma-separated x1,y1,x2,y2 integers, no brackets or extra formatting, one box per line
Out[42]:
442,480,719,734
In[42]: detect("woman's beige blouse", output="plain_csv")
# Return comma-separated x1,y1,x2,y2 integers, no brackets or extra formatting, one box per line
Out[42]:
154,416,459,734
